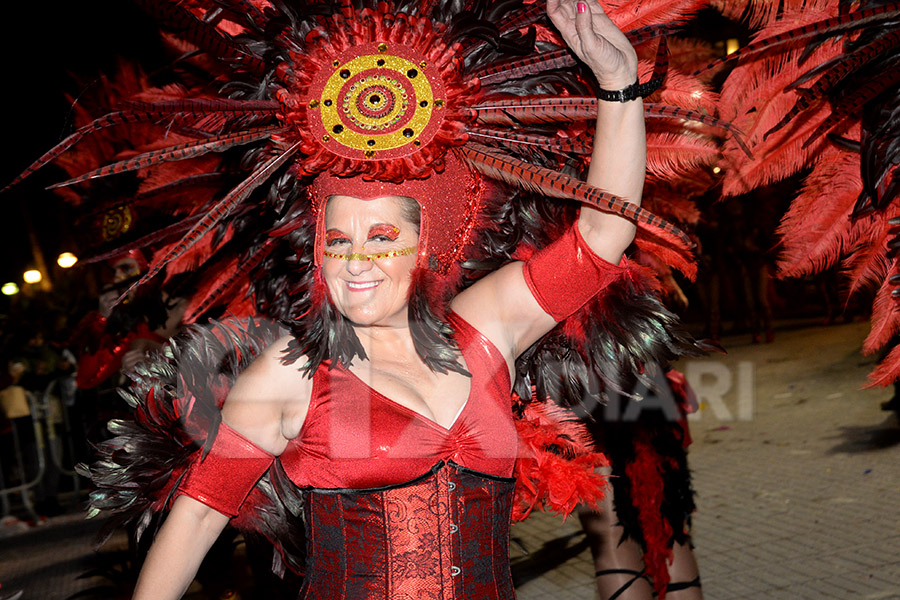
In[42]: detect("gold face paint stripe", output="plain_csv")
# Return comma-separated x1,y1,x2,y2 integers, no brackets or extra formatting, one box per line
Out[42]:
322,246,417,261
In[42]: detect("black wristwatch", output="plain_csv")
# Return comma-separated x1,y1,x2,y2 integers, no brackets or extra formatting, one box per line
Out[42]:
597,76,664,102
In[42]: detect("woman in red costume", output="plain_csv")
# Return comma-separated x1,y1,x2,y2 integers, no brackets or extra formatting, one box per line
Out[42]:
130,2,648,597
8,0,721,596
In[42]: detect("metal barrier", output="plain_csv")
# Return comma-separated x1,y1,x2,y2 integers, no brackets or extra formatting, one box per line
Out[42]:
0,378,83,521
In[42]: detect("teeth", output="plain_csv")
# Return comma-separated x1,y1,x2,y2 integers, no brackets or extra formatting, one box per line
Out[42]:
347,281,379,290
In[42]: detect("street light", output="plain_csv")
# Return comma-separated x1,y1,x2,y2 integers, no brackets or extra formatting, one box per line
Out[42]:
58,252,78,268
1,282,19,296
23,270,43,284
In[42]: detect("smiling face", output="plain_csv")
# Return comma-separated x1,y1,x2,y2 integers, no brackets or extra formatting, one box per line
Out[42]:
322,195,420,327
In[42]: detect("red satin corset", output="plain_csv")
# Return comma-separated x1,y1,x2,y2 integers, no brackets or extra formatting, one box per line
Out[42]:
280,312,518,489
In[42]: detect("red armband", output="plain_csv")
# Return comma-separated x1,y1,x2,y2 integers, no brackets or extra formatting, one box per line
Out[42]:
523,226,626,321
177,422,275,517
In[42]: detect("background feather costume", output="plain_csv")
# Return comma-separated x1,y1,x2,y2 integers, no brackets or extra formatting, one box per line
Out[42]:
711,0,900,386
8,0,731,592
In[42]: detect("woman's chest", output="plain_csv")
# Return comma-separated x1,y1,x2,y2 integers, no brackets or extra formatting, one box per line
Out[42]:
280,364,518,489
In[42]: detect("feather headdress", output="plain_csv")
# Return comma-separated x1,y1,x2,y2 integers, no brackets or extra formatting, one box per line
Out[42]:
8,0,744,318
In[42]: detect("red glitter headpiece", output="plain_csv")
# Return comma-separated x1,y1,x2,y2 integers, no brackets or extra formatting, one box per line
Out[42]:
9,0,735,318
278,6,476,183
308,152,484,272
279,6,483,272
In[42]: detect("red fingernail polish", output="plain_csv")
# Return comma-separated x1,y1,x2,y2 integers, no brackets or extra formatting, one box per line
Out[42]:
577,2,586,13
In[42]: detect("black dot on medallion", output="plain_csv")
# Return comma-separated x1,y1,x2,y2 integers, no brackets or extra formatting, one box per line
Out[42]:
403,128,414,138
332,124,344,134
413,140,421,146
377,59,386,67
370,95,381,104
419,100,428,108
340,69,351,79
324,99,333,107
407,69,418,78
367,139,376,146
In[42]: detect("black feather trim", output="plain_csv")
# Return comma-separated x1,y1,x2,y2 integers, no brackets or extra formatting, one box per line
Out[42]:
77,318,307,574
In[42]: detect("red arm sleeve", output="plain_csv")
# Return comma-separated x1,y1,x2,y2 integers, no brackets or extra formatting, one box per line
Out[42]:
177,422,276,517
523,226,626,322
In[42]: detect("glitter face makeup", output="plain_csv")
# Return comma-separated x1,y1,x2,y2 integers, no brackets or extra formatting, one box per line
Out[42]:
322,195,419,326
323,223,413,261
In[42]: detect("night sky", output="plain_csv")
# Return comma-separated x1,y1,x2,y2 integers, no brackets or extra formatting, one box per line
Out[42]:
0,1,162,286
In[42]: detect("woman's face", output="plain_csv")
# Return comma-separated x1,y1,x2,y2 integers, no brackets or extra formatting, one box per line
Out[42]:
322,195,419,327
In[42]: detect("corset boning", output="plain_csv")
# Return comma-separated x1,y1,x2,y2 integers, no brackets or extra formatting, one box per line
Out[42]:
299,461,517,600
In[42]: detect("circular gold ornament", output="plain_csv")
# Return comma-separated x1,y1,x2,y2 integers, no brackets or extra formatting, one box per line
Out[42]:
306,41,446,161
101,206,134,241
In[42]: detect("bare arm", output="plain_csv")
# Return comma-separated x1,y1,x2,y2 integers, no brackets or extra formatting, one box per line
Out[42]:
453,0,644,361
133,495,230,600
133,336,308,599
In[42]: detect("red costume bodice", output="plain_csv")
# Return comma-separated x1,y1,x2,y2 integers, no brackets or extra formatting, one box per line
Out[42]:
281,313,519,598
279,312,519,488
300,461,516,600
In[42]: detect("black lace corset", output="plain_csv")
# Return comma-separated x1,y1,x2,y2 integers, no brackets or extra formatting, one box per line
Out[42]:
299,461,517,600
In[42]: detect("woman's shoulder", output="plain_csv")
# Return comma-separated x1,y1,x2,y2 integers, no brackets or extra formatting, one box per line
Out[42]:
228,334,312,405
222,334,312,453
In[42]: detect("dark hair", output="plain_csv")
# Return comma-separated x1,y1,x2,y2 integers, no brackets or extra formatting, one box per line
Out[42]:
276,189,466,377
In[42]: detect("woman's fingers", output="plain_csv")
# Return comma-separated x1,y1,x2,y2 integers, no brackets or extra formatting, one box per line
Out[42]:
570,1,632,85
548,0,637,86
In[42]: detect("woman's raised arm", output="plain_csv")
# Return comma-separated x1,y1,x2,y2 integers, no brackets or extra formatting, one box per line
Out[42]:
453,0,645,364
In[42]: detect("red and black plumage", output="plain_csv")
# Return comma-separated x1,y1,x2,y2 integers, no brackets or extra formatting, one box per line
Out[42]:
8,0,746,311
714,0,900,383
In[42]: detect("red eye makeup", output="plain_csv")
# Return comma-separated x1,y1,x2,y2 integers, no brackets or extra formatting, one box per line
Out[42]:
325,229,350,245
368,224,401,241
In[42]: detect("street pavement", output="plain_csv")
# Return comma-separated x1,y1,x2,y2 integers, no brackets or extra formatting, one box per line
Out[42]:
2,320,899,599
513,319,900,600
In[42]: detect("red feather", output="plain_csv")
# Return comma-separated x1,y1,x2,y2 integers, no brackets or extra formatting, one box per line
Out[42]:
472,49,577,86
512,400,609,521
776,145,862,277
698,2,900,76
719,47,843,196
605,0,707,33
122,141,302,300
646,131,720,179
460,144,695,252
48,126,284,189
633,229,698,280
866,343,900,388
183,239,276,324
841,217,893,300
468,127,592,155
863,267,900,355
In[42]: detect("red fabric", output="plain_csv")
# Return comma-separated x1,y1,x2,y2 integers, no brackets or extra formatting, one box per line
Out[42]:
75,323,166,390
178,422,275,517
626,435,680,600
300,462,516,599
523,226,626,321
280,312,518,488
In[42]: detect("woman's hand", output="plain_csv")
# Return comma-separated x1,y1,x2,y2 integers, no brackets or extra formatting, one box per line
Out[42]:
547,0,637,89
